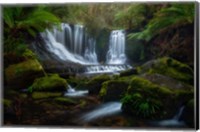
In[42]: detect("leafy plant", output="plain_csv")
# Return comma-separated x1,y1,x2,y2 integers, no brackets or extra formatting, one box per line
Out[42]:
128,3,195,41
121,93,162,118
3,6,60,53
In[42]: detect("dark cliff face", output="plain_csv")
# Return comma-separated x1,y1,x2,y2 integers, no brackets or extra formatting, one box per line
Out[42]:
149,23,194,67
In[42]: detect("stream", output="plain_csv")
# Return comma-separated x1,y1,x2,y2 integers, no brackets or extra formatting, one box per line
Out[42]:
63,86,187,128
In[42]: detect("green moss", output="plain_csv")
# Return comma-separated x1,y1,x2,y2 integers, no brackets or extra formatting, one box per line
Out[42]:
54,97,77,105
6,59,43,79
139,57,193,84
99,80,129,101
32,92,62,99
30,74,67,92
22,49,37,59
87,74,111,85
99,81,109,97
5,59,44,89
87,74,111,94
3,99,12,107
128,76,173,96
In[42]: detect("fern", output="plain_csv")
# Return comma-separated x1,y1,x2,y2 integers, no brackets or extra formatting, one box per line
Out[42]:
128,3,195,41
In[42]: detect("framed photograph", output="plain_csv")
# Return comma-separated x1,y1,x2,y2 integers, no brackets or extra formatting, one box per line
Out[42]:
1,1,199,131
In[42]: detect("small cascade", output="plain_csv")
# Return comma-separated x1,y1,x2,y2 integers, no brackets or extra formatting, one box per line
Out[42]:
65,85,88,97
39,23,98,65
106,30,127,65
151,106,186,127
85,64,132,74
80,102,122,122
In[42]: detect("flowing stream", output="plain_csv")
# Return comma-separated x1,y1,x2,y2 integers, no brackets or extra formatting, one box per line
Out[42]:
80,102,122,122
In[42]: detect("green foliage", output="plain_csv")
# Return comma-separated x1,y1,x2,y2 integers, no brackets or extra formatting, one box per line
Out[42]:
121,93,162,118
128,3,195,41
3,6,60,53
114,4,147,29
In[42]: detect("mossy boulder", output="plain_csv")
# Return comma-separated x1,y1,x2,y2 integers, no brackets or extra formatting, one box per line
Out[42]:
29,74,67,92
32,92,62,99
86,74,111,94
99,80,129,102
54,97,77,105
119,68,138,77
121,76,186,119
138,57,193,84
141,73,193,91
5,59,44,89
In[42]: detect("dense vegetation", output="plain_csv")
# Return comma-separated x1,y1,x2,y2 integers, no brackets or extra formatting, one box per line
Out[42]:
3,2,195,128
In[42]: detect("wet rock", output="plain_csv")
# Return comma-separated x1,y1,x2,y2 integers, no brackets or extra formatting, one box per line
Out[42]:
138,57,193,84
121,76,193,120
99,80,129,101
29,74,67,92
5,59,44,89
120,68,138,77
87,74,111,95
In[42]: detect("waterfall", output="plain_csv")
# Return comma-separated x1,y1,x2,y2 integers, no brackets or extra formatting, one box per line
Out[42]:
106,30,127,64
39,23,98,65
33,23,132,74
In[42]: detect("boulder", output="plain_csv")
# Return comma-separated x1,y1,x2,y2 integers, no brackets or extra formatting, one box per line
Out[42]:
99,80,129,101
29,74,67,92
138,57,193,84
86,74,111,95
121,76,193,119
5,59,44,89
119,68,138,77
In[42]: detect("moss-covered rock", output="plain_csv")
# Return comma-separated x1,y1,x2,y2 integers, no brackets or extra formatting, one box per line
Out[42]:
121,76,193,119
30,74,67,92
141,73,193,90
86,74,111,95
54,97,77,105
119,68,138,77
99,80,129,101
138,57,193,84
32,92,62,99
5,59,44,89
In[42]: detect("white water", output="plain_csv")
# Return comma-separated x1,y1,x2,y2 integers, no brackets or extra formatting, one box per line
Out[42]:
38,24,132,73
40,23,98,65
106,30,126,64
81,102,122,122
65,85,88,97
152,106,186,127
85,65,132,74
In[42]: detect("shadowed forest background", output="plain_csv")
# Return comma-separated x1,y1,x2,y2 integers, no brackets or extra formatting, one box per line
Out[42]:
3,2,196,129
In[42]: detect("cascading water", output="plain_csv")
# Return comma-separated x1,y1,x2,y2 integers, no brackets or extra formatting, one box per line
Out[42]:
33,23,132,74
106,30,126,65
39,23,98,65
65,85,88,97
80,102,122,122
